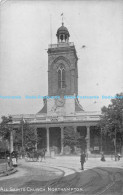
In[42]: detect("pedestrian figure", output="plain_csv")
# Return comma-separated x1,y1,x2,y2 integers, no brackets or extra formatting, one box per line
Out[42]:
101,152,105,161
11,151,18,167
7,156,11,167
117,153,121,161
80,151,86,170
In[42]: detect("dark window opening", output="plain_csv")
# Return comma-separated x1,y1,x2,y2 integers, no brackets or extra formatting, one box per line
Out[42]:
58,65,65,89
60,35,63,41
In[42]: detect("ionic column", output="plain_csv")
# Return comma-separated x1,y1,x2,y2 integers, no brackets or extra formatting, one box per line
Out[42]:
86,126,90,154
74,126,77,133
74,126,77,153
61,127,64,154
35,128,37,151
10,130,13,153
46,127,50,154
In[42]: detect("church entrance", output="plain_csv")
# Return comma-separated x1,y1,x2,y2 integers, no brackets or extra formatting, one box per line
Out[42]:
37,128,47,150
77,126,87,152
49,127,61,154
90,126,100,153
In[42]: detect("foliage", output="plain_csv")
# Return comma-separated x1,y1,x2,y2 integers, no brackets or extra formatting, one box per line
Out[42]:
99,93,123,142
77,136,87,151
63,126,87,152
63,126,79,147
0,116,37,151
0,140,8,151
0,116,12,139
16,120,37,151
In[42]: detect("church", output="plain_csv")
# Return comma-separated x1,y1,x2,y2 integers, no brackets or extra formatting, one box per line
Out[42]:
10,22,101,155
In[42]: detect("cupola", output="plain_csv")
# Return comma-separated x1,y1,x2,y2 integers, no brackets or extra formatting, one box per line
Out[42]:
56,23,70,43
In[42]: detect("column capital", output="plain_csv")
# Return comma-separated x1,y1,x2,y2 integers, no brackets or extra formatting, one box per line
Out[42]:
86,125,90,128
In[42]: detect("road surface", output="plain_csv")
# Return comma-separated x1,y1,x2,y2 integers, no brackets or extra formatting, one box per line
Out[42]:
0,157,123,195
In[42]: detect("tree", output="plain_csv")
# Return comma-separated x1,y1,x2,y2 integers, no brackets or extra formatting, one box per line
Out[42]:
0,116,12,139
77,136,87,152
17,121,37,152
0,116,13,152
99,93,123,154
0,116,37,152
63,126,82,153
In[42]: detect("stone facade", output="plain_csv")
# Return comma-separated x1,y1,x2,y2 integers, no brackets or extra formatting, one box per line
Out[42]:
48,46,78,96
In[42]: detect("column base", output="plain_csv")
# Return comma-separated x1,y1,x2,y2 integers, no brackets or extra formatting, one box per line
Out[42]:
60,152,64,155
45,151,50,157
86,150,91,154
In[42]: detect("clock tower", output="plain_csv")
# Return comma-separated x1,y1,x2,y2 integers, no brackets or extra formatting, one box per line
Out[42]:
46,22,82,116
48,22,78,97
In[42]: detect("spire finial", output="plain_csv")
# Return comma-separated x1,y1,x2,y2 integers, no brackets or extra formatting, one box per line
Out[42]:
61,13,64,25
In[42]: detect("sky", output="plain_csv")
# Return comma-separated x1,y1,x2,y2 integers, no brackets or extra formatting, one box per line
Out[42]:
0,0,123,119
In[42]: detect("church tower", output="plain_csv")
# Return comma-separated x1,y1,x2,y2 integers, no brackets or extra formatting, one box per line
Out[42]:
39,22,83,116
48,22,78,97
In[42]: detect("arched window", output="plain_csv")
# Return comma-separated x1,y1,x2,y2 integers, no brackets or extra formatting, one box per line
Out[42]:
62,69,65,88
58,65,65,89
60,35,63,41
58,69,61,88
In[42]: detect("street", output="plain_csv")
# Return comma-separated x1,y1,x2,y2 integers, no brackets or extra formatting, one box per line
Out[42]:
0,156,123,195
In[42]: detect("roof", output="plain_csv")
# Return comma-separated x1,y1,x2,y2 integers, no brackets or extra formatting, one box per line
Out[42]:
37,98,84,114
75,98,84,112
56,23,70,37
37,102,47,114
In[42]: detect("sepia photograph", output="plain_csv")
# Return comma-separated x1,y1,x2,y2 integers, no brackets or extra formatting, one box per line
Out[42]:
0,0,123,194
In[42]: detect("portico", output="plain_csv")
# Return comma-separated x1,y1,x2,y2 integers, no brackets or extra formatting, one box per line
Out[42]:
10,112,100,155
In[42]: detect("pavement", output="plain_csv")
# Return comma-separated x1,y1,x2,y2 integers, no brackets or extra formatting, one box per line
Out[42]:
22,155,123,176
0,161,17,177
0,156,123,195
0,156,123,179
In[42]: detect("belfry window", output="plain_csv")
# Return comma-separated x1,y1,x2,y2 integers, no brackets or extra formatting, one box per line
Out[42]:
58,65,65,89
60,35,63,42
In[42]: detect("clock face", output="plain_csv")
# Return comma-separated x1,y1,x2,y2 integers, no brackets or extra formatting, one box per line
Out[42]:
55,97,65,107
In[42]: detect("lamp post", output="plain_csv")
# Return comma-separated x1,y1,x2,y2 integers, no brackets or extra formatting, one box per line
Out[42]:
114,126,117,161
100,128,103,153
22,117,24,151
21,115,24,157
121,108,123,155
5,139,8,171
8,116,13,168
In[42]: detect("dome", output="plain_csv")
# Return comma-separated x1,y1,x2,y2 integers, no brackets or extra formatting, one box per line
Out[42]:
56,23,70,37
